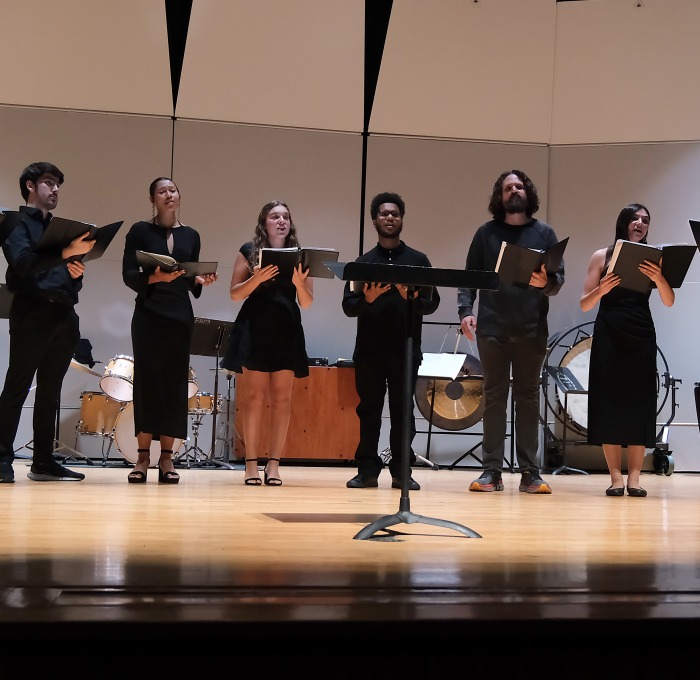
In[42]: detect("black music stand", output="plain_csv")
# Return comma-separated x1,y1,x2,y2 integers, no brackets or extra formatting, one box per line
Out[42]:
188,317,235,469
328,261,498,540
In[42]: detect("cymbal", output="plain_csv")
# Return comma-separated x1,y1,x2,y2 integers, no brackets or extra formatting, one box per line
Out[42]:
415,354,484,431
69,359,102,378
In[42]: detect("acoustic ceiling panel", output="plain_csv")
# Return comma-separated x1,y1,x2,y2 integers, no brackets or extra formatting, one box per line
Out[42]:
370,0,556,143
177,0,364,131
0,0,172,116
551,0,700,144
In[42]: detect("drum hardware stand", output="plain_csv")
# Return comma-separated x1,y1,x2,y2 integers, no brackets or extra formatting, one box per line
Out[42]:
328,261,497,540
187,318,235,469
176,412,208,467
652,371,680,476
541,365,588,475
212,370,235,461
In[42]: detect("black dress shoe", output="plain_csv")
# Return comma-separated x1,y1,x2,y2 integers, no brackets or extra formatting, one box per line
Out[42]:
391,476,420,491
346,474,378,488
627,486,647,497
606,486,624,497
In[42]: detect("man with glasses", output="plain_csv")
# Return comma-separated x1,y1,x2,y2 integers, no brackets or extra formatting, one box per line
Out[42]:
458,170,564,494
0,162,94,483
342,192,440,489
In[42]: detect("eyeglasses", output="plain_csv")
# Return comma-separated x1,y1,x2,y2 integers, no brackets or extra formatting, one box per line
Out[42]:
377,210,401,219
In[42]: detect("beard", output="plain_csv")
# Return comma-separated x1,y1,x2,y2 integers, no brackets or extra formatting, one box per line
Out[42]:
504,194,528,214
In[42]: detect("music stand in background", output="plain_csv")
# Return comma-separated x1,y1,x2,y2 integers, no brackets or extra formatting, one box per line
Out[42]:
187,317,235,469
327,261,499,541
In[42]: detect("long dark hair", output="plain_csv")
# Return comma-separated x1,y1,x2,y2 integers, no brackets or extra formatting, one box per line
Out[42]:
488,169,539,221
248,201,299,269
614,203,650,244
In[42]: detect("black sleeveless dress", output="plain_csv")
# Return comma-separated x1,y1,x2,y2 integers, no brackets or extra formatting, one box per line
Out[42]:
221,242,309,378
586,258,657,448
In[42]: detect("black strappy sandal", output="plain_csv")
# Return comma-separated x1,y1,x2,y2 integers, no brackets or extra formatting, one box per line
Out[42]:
264,457,282,486
158,449,180,484
244,458,262,486
128,448,150,484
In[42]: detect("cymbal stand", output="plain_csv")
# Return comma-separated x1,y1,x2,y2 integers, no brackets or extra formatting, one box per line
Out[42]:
187,317,234,469
176,412,207,467
213,371,234,461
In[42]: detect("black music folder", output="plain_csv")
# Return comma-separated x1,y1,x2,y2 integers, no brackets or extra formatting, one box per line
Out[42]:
259,246,339,278
495,237,568,288
609,239,695,291
136,250,218,277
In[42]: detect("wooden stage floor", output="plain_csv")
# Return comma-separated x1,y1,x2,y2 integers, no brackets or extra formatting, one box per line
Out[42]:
1,462,700,675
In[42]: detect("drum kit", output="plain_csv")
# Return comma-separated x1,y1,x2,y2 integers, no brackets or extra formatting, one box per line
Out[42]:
75,354,223,467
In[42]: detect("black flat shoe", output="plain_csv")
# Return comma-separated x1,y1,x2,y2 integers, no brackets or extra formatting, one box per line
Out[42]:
606,486,624,497
627,486,647,497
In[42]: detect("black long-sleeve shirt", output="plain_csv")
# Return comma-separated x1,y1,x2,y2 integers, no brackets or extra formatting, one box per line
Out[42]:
457,218,564,338
2,206,82,305
342,241,440,359
122,220,202,324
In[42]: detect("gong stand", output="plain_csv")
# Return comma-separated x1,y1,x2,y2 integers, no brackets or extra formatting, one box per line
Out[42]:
187,317,235,469
328,261,498,541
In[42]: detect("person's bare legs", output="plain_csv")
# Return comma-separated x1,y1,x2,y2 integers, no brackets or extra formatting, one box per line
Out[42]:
602,444,624,490
264,370,294,483
625,445,646,490
242,369,270,483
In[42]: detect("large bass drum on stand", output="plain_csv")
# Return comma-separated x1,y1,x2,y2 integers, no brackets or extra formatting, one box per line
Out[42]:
542,322,673,469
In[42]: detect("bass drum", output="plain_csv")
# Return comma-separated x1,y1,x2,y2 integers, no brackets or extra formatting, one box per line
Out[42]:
546,322,668,436
113,403,183,467
556,337,592,433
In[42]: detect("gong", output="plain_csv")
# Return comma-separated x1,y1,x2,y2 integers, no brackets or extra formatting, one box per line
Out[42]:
415,354,484,431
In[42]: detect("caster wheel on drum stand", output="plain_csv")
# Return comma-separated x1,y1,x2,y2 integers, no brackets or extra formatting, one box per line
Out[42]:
652,449,674,476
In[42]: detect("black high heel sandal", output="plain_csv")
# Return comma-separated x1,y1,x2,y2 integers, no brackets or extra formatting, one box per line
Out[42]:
264,457,282,486
128,448,150,484
157,449,180,485
244,459,262,486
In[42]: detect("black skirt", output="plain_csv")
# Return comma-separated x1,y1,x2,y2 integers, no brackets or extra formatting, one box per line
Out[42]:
131,306,191,440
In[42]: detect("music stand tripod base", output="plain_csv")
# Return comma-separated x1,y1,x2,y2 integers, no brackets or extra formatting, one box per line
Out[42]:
354,511,482,540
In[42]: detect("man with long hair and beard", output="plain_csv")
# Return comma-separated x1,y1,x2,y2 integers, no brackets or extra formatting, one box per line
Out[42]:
458,170,564,494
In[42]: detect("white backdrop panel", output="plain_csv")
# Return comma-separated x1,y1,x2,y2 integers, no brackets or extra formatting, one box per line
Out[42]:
551,0,700,144
177,0,364,131
0,0,172,115
371,0,555,142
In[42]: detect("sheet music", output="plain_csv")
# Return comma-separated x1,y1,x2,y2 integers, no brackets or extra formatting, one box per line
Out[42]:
418,353,466,379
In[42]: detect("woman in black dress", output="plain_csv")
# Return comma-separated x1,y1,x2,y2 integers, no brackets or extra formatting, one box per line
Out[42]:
580,204,674,497
122,177,217,484
221,201,313,486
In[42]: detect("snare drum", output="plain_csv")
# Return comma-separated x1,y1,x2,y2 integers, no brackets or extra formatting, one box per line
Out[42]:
76,391,125,436
188,391,223,414
188,366,199,399
100,355,135,402
113,403,183,467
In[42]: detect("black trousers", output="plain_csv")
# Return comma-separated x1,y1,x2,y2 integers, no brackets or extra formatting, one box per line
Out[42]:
352,351,419,477
0,296,79,465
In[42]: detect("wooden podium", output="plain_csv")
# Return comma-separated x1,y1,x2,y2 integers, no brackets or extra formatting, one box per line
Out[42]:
233,366,359,460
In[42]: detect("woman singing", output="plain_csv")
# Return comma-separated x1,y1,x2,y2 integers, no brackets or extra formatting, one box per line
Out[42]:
122,177,217,484
221,201,313,486
580,204,674,497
